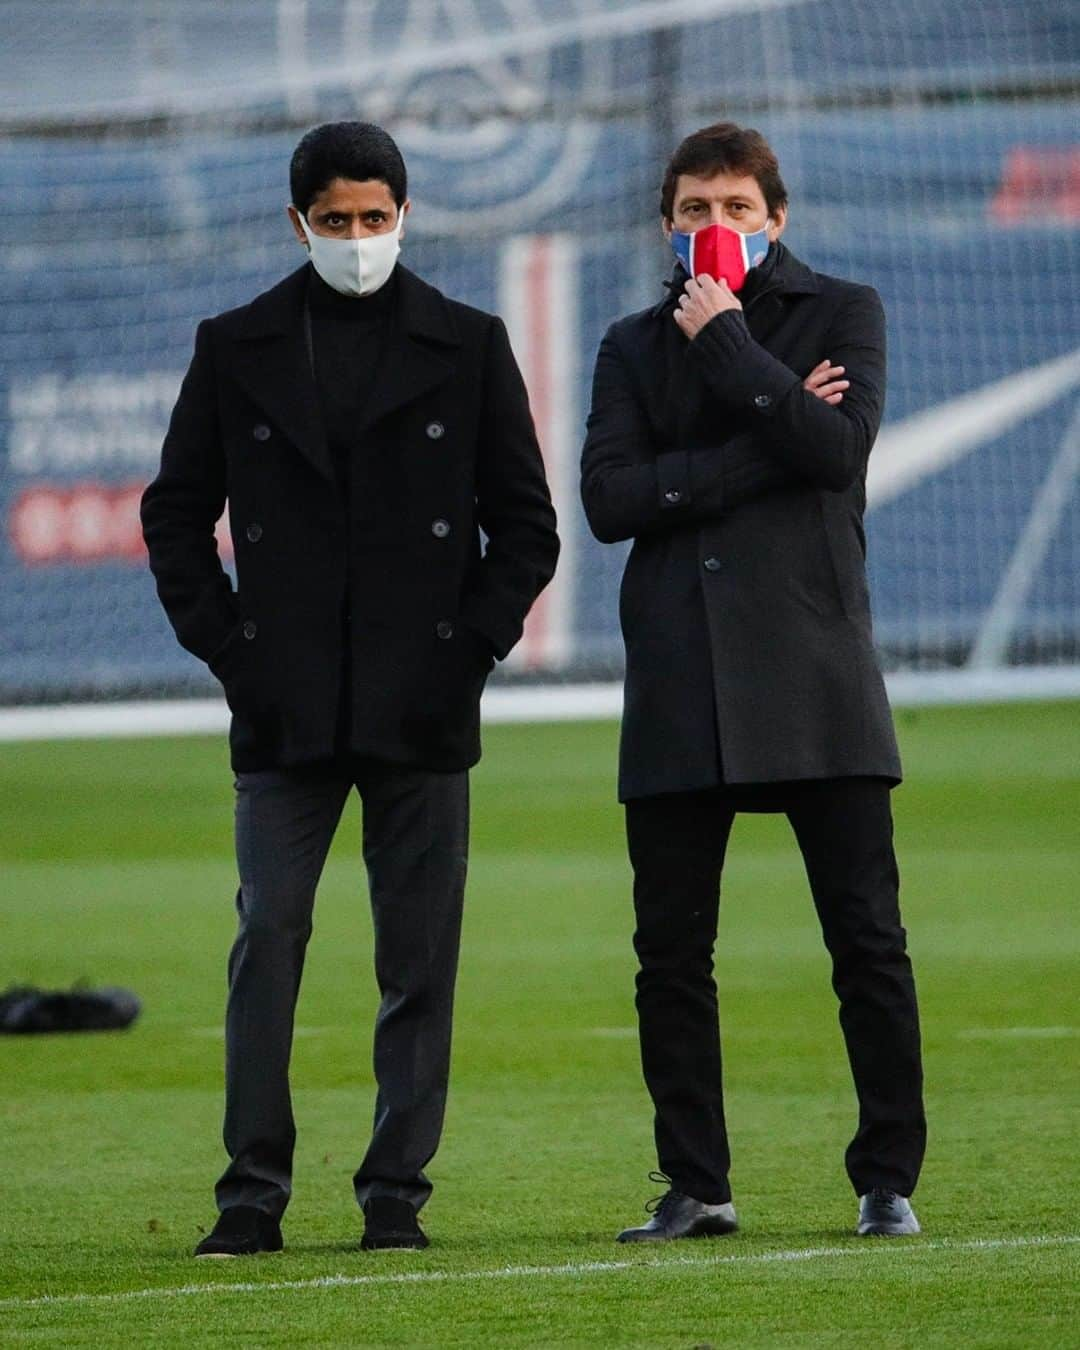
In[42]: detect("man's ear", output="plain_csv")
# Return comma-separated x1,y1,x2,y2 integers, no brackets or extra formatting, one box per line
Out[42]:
767,203,788,243
286,204,309,248
661,216,673,241
398,199,411,238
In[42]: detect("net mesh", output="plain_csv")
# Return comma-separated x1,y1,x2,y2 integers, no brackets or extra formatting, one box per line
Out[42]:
1,0,1078,701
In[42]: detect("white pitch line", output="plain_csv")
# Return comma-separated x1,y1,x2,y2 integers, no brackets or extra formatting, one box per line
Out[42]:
957,1027,1079,1040
1,1234,1075,1314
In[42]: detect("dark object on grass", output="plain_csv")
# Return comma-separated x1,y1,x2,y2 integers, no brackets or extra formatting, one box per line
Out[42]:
0,983,141,1034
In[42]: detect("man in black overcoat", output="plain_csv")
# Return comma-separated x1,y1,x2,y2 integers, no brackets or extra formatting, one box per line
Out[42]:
142,122,558,1256
581,123,925,1241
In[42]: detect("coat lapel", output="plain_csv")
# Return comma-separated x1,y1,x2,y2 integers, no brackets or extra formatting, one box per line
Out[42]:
743,244,821,345
232,266,335,484
356,266,460,433
651,270,701,448
230,263,461,485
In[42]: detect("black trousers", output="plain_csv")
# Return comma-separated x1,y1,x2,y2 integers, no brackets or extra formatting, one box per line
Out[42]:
625,777,925,1204
214,758,469,1220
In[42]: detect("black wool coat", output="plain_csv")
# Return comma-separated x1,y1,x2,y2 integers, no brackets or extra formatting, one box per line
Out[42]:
142,264,559,772
581,244,901,801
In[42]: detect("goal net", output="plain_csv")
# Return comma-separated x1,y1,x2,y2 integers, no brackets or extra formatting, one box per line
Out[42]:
1,0,1078,706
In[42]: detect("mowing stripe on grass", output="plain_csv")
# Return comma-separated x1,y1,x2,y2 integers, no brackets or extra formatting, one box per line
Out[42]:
1,1234,1075,1313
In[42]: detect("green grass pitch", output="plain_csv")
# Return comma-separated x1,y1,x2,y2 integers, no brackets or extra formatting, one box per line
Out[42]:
1,702,1077,1347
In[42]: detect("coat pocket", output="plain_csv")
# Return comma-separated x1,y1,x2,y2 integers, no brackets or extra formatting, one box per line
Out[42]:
775,498,847,621
818,495,871,623
206,620,259,716
206,622,245,684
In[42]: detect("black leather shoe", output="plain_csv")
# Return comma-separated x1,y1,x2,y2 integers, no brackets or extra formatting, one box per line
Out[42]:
194,1206,283,1258
361,1197,429,1250
857,1188,921,1236
617,1181,737,1243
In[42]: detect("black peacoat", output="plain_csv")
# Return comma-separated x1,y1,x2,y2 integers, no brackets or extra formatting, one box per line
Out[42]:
581,244,901,800
142,263,558,772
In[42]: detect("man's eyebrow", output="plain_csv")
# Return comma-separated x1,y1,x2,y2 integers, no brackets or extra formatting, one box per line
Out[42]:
314,206,388,217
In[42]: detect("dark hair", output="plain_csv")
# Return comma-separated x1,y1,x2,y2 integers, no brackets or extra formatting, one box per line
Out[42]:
289,121,407,215
661,122,787,221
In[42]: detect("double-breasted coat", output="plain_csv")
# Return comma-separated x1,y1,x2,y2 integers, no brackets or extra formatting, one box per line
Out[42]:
142,263,559,772
581,244,901,800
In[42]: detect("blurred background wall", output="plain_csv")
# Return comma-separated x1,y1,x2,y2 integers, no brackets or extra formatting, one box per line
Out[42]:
1,0,1078,703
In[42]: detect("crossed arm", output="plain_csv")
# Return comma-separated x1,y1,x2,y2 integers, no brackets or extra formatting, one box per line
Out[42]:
580,279,885,545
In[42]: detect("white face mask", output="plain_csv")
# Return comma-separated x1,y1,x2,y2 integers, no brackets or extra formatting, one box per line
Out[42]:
298,211,403,297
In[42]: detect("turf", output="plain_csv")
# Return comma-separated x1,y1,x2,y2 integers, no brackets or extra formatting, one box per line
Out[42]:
0,702,1077,1347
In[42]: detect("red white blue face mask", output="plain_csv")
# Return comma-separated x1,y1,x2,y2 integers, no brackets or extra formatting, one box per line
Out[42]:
669,221,771,293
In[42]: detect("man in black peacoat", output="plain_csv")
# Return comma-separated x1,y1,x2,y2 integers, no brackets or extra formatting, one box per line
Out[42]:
581,123,925,1242
142,123,558,1257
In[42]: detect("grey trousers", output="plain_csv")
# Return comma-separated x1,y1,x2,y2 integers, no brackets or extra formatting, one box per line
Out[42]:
214,758,469,1220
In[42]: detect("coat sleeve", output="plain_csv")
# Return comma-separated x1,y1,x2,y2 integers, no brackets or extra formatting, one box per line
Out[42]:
686,285,887,493
580,324,796,545
459,317,560,660
140,320,238,663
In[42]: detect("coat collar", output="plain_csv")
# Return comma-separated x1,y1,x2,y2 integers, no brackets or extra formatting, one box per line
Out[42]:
239,262,462,348
649,241,821,318
232,264,460,485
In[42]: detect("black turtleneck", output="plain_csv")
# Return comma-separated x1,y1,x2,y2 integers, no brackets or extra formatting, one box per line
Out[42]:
306,262,398,758
307,263,397,488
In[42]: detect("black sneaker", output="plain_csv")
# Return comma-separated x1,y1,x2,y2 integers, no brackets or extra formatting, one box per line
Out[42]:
617,1173,737,1243
857,1188,921,1237
360,1197,429,1250
194,1206,283,1258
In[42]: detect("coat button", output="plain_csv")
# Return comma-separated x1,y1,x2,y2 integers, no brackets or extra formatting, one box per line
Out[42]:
436,620,454,640
242,620,258,639
431,518,451,539
252,423,271,441
753,393,772,409
425,421,445,440
664,489,682,504
703,556,721,572
245,523,263,543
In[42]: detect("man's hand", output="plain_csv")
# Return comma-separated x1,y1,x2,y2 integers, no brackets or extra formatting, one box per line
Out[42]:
674,274,741,340
803,359,849,405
